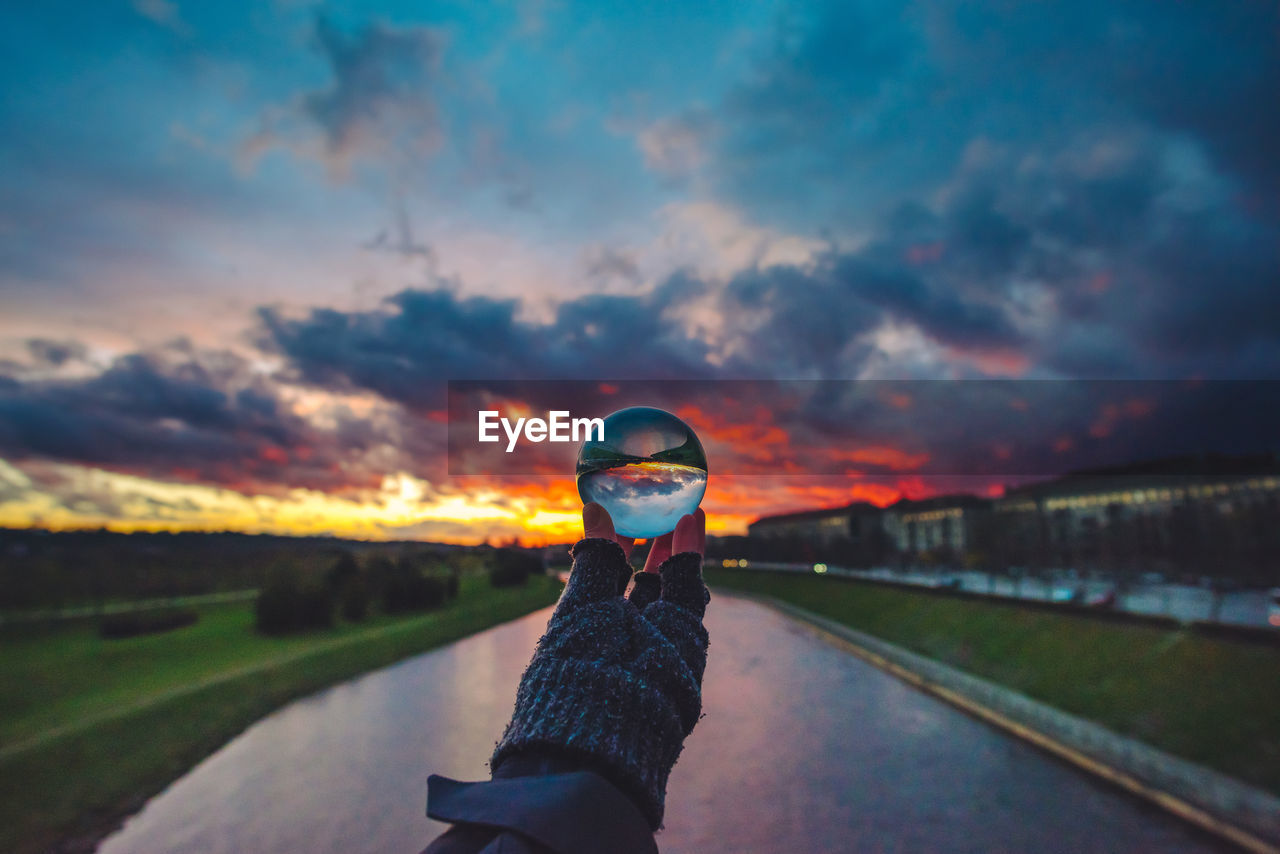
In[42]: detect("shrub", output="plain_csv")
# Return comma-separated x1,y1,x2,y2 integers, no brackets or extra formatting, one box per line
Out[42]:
99,609,198,639
255,569,335,635
325,551,360,592
340,576,370,622
380,558,450,613
489,548,541,588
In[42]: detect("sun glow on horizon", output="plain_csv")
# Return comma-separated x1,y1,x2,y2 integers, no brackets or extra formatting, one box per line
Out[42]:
0,459,911,546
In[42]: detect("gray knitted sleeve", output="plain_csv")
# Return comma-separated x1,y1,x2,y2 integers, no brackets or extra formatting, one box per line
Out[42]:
489,537,710,830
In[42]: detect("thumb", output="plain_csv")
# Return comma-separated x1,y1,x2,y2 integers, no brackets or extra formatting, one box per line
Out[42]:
582,503,634,559
583,502,614,540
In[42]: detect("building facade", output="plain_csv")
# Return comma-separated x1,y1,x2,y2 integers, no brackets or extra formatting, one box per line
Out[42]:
746,456,1280,583
883,495,991,564
993,464,1280,580
747,502,888,565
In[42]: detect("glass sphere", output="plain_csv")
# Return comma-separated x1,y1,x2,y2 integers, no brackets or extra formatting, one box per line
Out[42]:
576,406,708,539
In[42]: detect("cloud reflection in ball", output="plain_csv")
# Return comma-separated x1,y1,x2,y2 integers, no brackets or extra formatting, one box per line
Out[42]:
576,406,708,539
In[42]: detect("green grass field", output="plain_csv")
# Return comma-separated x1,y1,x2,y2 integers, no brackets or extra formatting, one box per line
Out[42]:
707,569,1280,797
0,574,561,854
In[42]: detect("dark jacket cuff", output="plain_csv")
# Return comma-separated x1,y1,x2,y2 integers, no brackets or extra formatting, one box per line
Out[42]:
490,656,687,830
427,772,656,854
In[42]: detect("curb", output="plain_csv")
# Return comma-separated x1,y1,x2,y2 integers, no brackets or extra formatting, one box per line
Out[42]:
728,591,1280,854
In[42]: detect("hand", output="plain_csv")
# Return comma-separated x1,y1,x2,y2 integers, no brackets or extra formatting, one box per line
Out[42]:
581,502,706,568
582,503,705,609
491,503,710,830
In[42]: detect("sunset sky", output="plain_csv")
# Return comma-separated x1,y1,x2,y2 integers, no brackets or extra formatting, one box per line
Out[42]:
2,1,1278,543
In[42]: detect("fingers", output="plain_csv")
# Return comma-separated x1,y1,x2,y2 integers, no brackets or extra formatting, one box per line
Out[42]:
672,507,705,557
557,504,634,611
627,570,662,609
559,537,632,612
582,503,634,559
652,551,709,617
642,532,673,574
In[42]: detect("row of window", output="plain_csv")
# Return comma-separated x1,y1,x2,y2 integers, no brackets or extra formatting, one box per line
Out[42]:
1001,478,1279,514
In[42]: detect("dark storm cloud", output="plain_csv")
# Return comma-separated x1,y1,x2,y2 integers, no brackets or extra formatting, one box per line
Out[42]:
0,339,91,377
259,279,721,411
926,132,1280,376
929,1,1280,208
0,343,396,494
582,247,642,286
25,339,88,368
448,378,1280,480
243,14,447,173
715,124,1279,379
709,0,1280,224
680,0,1280,378
305,15,443,157
4,0,1278,505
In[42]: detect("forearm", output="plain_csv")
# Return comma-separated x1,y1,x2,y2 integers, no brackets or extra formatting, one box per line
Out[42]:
490,537,709,830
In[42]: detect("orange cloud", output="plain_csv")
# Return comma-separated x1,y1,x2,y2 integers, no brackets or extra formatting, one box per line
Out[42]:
946,346,1031,377
822,445,929,472
904,242,945,265
884,391,913,410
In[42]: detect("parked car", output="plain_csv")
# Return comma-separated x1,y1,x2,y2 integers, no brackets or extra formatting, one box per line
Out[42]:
1050,586,1084,604
1086,588,1117,609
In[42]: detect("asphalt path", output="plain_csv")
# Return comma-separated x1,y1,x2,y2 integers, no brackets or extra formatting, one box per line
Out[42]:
99,593,1232,853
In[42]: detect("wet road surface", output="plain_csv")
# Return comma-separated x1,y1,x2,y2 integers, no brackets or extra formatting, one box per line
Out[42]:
99,594,1231,853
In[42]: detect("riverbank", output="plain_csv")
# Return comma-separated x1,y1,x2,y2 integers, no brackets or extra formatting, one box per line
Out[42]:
0,575,561,854
705,568,1280,797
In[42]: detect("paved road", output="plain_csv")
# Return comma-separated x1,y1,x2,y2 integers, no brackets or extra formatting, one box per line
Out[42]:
99,595,1231,853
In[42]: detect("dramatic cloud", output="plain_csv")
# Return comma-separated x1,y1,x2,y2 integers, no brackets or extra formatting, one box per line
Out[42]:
242,15,447,177
0,342,402,495
259,281,722,403
637,111,716,184
705,0,1280,226
2,0,1278,539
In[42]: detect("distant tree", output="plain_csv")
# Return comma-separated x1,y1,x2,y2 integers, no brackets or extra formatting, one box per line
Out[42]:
325,551,360,592
255,567,335,635
490,548,540,587
339,575,370,622
380,557,449,613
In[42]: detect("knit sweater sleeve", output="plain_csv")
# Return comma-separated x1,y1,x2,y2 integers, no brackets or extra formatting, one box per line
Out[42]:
489,536,709,830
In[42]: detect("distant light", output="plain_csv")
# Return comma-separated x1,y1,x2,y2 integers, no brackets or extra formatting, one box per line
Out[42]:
1270,613,1280,627
738,559,749,568
722,558,734,567
814,563,828,574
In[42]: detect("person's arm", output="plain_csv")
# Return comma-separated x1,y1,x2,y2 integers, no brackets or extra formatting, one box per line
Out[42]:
422,504,709,854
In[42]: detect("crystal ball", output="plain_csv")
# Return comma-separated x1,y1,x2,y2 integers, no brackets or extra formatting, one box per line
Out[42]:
576,406,708,539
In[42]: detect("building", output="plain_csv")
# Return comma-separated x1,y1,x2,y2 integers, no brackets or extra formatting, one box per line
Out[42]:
747,502,889,565
993,456,1280,580
747,502,878,544
884,494,992,564
744,454,1280,583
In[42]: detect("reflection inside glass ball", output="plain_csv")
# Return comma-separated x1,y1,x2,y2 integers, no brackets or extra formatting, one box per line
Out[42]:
576,406,708,539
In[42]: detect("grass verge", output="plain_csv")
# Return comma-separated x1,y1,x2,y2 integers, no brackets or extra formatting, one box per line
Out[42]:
707,568,1280,797
0,575,560,854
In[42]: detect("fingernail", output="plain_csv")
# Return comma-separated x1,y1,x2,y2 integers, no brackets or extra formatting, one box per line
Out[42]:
583,502,604,529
